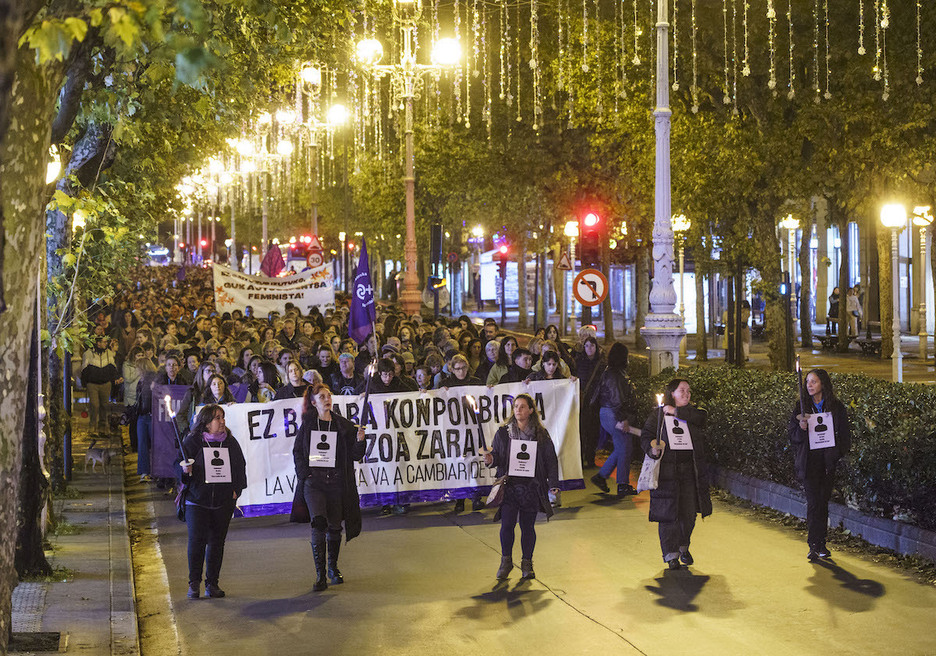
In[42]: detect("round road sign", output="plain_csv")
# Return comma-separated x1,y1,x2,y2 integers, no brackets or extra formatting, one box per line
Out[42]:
573,269,609,307
306,250,324,268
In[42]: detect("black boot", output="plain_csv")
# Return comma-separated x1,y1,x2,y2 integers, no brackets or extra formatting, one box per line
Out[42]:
326,531,344,585
311,528,328,592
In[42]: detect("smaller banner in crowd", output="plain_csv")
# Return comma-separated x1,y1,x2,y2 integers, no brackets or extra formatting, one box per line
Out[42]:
212,263,335,316
153,379,584,517
150,384,189,478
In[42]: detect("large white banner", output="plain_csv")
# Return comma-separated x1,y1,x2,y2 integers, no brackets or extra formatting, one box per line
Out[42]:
216,379,583,517
212,263,335,316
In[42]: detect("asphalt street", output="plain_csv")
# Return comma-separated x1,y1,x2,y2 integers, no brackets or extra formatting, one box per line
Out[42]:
132,483,936,656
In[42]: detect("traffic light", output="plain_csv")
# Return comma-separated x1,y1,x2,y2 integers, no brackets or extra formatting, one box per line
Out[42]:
580,211,601,268
498,244,509,277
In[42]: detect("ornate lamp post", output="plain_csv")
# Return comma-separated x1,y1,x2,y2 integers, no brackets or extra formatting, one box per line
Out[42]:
672,214,690,357
356,0,461,314
912,206,933,361
640,0,686,374
780,214,800,330
881,203,907,382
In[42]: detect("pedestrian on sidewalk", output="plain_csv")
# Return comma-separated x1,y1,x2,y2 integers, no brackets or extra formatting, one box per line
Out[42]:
179,404,247,599
640,379,712,570
291,383,367,592
827,287,840,335
788,368,851,561
483,394,560,581
846,287,862,337
81,335,121,436
588,343,639,496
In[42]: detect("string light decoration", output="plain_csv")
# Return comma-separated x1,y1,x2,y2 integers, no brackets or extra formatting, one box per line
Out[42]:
454,0,463,123
824,0,831,99
530,0,542,131
813,0,820,102
499,1,507,101
732,0,739,113
882,0,890,100
723,0,731,104
917,0,924,85
858,0,866,55
742,0,750,77
788,0,796,99
874,0,881,81
673,0,679,91
767,0,777,91
515,1,522,123
582,0,589,72
691,0,699,111
633,0,640,65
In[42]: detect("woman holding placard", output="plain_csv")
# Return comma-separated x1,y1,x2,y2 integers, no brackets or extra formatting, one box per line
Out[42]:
640,379,712,570
179,404,247,599
292,383,367,592
788,368,851,561
483,394,560,581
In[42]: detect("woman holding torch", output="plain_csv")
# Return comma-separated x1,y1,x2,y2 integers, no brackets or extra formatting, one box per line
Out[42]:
483,394,560,581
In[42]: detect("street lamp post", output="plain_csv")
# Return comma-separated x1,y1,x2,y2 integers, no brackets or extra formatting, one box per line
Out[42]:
913,206,933,361
356,0,460,315
780,214,799,332
564,220,579,337
881,204,907,382
672,214,690,357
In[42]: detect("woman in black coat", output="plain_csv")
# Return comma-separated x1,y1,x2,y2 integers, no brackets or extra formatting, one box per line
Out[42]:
787,368,851,561
640,379,712,570
483,394,560,581
179,404,248,599
291,382,366,591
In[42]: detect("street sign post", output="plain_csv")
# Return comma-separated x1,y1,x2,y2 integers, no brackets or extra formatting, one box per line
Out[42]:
573,268,608,307
306,234,324,269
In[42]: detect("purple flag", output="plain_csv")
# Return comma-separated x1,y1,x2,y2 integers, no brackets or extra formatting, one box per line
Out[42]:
260,245,285,277
349,238,377,345
150,384,189,478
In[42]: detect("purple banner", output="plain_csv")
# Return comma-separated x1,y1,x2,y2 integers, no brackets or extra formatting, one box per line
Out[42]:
150,384,190,478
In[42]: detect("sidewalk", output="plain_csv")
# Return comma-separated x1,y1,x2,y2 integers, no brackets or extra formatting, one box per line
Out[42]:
463,307,936,383
9,418,138,655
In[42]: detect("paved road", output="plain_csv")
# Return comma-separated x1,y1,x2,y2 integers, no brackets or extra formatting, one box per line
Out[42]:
133,484,936,656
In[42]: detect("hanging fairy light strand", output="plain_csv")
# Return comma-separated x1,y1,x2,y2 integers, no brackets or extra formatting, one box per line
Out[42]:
731,0,738,113
824,0,831,99
454,0,463,124
514,1,522,123
916,0,924,85
858,0,866,55
530,0,541,131
873,0,881,81
633,0,640,65
594,0,603,120
788,0,796,99
722,0,731,104
582,0,589,72
882,0,890,100
673,0,679,91
742,0,750,77
691,0,699,112
813,0,820,101
767,0,777,91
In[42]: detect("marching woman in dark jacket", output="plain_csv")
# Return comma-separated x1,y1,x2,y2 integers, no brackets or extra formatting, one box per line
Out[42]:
787,368,851,561
640,379,712,570
179,404,247,599
483,394,560,581
589,343,640,497
291,382,367,592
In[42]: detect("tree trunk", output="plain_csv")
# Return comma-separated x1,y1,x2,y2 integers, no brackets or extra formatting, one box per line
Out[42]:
799,219,813,347
635,243,650,352
877,229,894,359
15,303,51,578
551,241,564,332
517,235,528,328
694,267,707,360
754,217,787,370
835,207,851,351
601,229,614,343
0,49,64,654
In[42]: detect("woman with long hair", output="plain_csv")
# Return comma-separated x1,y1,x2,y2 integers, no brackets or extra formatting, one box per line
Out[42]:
640,379,712,569
200,374,235,405
274,361,308,400
485,336,518,385
483,394,560,581
291,383,367,591
176,361,217,435
788,368,851,560
588,342,639,497
250,361,279,403
179,404,247,598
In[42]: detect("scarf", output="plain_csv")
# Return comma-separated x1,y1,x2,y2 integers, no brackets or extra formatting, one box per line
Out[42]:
203,431,226,443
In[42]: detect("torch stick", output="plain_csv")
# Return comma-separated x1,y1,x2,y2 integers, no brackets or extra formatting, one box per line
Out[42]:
796,355,806,418
359,361,377,428
651,393,666,452
165,395,192,467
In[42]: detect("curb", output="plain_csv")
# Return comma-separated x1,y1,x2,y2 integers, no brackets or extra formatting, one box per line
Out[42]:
711,465,936,561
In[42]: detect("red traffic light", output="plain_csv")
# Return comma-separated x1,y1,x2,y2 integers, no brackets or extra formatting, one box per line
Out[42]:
583,212,600,228
200,239,207,247
498,245,508,255
179,242,186,248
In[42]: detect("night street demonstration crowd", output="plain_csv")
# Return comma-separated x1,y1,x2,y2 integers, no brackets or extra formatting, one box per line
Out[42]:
79,264,849,599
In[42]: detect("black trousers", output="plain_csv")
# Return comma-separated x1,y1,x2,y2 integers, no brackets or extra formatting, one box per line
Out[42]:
804,458,836,548
185,501,235,585
304,478,344,533
658,466,698,561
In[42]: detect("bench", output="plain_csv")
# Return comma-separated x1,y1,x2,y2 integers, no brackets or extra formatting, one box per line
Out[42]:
815,334,850,350
854,337,883,356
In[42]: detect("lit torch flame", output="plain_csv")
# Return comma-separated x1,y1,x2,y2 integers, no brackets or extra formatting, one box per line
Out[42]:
465,394,478,412
164,394,175,419
796,355,801,372
656,393,664,407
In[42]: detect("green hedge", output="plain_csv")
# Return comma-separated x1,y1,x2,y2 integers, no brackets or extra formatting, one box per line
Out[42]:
627,362,936,532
